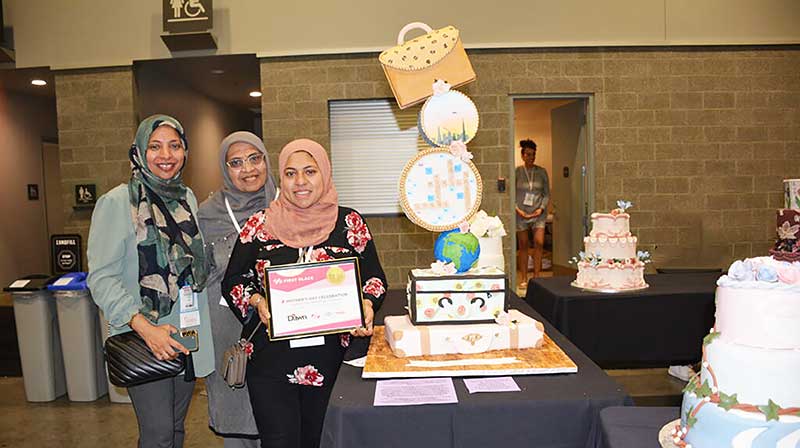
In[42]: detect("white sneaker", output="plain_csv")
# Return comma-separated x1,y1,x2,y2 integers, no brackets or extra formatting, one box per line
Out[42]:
668,365,694,382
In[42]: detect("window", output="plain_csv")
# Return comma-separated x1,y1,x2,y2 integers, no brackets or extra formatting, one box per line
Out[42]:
329,99,427,215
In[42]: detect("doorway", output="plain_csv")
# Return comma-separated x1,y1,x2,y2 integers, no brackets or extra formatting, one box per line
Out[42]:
510,95,594,290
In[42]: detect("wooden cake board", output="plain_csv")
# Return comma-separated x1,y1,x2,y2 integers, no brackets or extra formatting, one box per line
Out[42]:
362,326,578,379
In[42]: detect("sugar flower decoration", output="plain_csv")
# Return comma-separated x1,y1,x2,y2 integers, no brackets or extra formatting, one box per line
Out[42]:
432,79,451,96
777,221,799,240
616,200,633,212
449,140,473,162
468,210,508,238
458,220,471,234
777,266,800,284
494,310,518,328
727,259,754,282
430,260,457,276
756,265,779,283
637,250,652,263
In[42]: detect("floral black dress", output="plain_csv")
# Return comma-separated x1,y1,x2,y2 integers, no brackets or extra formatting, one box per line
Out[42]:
221,206,386,448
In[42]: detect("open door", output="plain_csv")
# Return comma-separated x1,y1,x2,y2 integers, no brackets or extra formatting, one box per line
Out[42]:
550,100,587,270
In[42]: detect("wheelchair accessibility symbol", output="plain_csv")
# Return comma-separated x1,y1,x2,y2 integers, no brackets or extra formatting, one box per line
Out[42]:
169,0,208,21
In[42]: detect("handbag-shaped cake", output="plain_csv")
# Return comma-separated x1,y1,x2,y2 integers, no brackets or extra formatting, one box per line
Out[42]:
378,22,476,109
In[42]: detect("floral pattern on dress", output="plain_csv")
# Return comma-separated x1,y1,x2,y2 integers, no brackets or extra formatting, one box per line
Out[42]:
363,277,385,298
229,283,251,317
255,259,271,283
344,212,371,253
287,364,324,386
239,211,275,244
325,246,351,254
239,339,254,358
340,334,351,348
309,248,334,262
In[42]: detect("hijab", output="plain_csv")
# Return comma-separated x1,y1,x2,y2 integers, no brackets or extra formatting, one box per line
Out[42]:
198,131,277,282
128,114,208,322
263,139,338,249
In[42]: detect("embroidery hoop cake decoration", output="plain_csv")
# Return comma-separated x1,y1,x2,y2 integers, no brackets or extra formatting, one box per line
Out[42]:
418,80,479,147
399,148,483,232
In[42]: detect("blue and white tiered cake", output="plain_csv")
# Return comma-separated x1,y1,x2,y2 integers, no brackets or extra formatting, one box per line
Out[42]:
673,256,800,447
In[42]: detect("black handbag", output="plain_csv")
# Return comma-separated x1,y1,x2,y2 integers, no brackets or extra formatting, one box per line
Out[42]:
104,331,185,387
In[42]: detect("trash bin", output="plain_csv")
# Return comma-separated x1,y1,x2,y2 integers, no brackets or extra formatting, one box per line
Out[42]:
98,310,131,404
3,275,66,402
49,272,108,402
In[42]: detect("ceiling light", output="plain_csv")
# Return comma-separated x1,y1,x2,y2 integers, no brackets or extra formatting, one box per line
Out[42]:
249,91,262,98
31,79,47,86
210,69,225,75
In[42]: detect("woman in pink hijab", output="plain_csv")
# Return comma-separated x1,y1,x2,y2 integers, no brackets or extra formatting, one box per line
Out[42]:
222,139,387,448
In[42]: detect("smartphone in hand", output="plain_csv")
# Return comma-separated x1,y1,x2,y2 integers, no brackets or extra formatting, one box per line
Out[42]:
171,329,198,352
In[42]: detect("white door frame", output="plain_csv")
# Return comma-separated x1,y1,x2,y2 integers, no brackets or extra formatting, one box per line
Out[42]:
508,93,595,287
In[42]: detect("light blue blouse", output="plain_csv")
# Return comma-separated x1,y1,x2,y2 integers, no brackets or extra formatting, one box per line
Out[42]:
87,184,214,377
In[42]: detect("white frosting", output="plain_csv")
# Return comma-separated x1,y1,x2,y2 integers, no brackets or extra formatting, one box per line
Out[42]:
716,285,800,349
716,256,800,291
475,236,504,270
583,236,637,260
573,262,647,290
384,309,544,357
589,212,631,238
702,338,800,408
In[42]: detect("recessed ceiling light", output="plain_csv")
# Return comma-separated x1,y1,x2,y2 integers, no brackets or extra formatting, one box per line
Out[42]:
210,69,225,75
249,91,262,98
31,79,47,86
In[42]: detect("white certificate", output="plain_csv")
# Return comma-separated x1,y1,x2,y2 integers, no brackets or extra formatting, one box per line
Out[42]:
262,257,365,341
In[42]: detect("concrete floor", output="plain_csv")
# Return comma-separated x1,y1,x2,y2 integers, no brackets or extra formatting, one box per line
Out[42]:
0,368,685,447
0,377,224,447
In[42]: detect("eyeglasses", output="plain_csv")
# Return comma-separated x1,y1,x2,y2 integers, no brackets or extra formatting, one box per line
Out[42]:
226,153,265,170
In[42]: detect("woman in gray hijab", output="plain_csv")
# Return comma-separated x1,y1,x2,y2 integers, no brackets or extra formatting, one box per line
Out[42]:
198,131,277,447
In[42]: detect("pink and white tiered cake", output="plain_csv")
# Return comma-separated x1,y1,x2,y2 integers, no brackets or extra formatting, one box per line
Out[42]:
571,201,649,292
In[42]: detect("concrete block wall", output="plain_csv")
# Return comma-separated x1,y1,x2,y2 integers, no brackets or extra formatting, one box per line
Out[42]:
54,68,137,263
260,47,800,286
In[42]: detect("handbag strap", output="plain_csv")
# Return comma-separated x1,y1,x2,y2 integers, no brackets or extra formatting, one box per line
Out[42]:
397,22,433,45
245,321,263,342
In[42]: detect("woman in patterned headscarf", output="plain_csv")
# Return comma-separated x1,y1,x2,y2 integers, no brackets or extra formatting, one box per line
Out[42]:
88,114,214,447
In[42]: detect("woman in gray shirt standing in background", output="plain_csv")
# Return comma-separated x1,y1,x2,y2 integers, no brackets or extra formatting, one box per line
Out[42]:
515,138,550,288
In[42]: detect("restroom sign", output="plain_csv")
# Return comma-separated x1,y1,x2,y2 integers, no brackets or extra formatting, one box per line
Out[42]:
163,0,213,33
51,234,82,274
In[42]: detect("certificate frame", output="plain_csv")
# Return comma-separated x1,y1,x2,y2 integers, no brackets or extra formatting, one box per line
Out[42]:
261,257,365,341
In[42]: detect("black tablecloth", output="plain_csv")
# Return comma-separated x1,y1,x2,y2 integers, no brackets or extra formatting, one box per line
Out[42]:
599,406,679,448
321,291,632,448
525,273,718,368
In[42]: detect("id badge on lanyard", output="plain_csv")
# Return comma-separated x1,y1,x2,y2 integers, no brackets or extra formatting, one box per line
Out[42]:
179,285,200,329
523,192,536,207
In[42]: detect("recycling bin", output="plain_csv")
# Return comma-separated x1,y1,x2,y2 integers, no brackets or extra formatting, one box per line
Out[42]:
3,275,66,402
49,272,108,401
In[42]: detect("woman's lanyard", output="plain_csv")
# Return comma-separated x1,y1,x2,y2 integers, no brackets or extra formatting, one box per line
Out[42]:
523,166,535,191
224,188,281,235
224,196,242,234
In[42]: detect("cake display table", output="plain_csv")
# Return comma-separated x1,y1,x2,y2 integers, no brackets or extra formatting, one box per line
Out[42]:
526,273,718,368
598,406,679,448
321,291,631,448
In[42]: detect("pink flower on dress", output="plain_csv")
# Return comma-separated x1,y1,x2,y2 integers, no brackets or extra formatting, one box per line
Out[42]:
326,246,351,254
340,334,351,348
264,244,285,251
287,365,324,386
362,277,385,298
230,284,250,317
309,248,334,262
239,339,254,358
345,212,372,253
239,211,275,243
255,259,271,280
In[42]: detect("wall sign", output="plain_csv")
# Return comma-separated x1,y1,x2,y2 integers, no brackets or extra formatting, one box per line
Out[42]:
75,184,96,206
163,0,213,33
51,234,82,274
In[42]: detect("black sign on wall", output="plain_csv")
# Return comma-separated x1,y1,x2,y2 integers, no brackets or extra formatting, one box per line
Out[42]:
163,0,213,34
51,234,82,274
